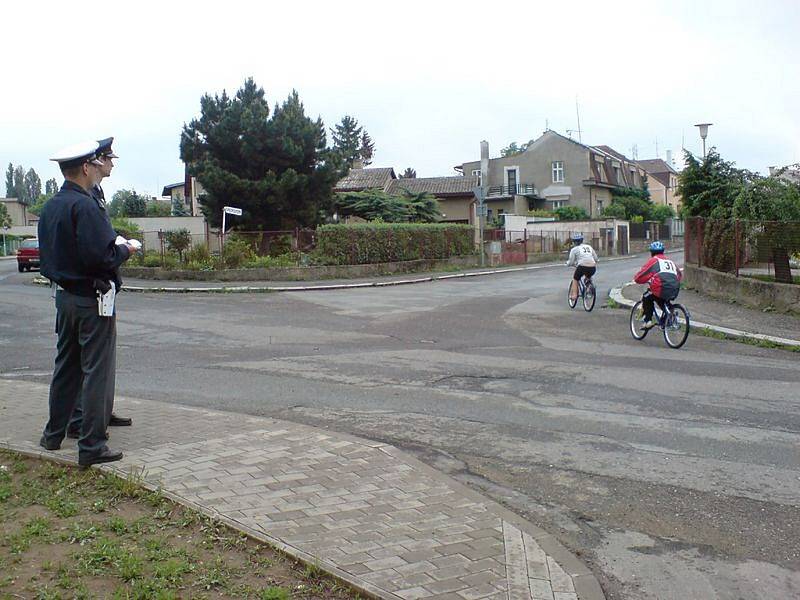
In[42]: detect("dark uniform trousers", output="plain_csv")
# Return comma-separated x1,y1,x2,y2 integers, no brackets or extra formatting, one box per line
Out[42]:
41,290,116,459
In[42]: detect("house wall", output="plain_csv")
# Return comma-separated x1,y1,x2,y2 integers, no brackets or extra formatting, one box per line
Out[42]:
645,174,668,206
437,197,473,223
0,199,30,226
127,216,208,251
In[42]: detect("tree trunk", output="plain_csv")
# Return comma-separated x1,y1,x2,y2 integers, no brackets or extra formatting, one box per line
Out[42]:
772,246,792,283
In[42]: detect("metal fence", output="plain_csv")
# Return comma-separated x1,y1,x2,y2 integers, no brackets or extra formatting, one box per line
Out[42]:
685,216,800,281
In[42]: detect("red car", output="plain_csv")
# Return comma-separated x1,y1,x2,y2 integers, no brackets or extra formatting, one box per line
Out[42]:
16,238,40,272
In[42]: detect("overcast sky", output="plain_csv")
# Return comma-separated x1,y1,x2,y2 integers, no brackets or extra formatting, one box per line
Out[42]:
1,0,798,200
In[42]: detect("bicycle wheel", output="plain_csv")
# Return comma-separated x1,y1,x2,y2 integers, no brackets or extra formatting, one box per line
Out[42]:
629,301,650,340
583,281,596,312
567,281,578,309
663,304,690,349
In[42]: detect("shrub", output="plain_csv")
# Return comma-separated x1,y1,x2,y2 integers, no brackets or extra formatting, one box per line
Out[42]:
112,218,142,240
554,206,588,221
221,236,256,269
315,223,473,265
164,229,193,262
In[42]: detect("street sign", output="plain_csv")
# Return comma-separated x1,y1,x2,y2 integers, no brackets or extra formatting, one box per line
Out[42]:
223,206,242,216
472,186,484,201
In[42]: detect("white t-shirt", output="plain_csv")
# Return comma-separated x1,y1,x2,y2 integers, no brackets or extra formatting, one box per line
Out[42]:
566,243,598,267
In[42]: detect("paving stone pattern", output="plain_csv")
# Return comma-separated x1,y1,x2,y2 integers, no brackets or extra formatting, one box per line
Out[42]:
0,380,588,600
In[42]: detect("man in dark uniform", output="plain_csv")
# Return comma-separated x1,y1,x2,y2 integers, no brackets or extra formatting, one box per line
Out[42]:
38,141,139,466
66,137,132,438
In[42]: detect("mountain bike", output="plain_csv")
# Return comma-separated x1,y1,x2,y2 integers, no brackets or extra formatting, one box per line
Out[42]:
629,295,690,349
568,275,596,312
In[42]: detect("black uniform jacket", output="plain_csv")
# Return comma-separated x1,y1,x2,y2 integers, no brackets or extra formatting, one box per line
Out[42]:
38,181,130,297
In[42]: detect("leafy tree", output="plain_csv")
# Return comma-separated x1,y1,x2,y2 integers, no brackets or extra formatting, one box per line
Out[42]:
678,149,757,219
649,204,675,223
146,200,172,217
360,131,375,166
27,194,52,216
111,217,141,240
45,178,59,196
400,168,416,179
601,203,627,219
554,206,588,221
334,188,440,223
181,78,340,230
397,188,441,222
334,189,409,222
0,203,11,229
733,177,800,282
606,186,653,220
124,194,147,217
24,169,41,205
164,228,193,262
171,196,189,216
5,163,13,197
331,115,363,167
501,139,535,157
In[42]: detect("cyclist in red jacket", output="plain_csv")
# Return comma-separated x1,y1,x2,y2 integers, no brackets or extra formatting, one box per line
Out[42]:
634,241,683,330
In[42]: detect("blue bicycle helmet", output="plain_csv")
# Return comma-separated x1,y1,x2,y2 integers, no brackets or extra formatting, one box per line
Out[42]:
571,233,584,243
649,240,665,253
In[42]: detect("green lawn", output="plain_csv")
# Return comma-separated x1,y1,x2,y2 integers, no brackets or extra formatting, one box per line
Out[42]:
0,450,363,600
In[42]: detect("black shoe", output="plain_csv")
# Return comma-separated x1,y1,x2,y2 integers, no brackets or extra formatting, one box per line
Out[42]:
109,414,132,427
79,447,123,467
39,435,61,451
67,428,80,439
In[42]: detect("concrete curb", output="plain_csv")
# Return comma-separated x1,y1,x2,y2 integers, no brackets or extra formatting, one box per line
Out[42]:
608,284,800,348
30,254,638,294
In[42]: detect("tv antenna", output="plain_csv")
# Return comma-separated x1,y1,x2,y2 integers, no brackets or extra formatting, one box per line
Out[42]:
575,97,583,143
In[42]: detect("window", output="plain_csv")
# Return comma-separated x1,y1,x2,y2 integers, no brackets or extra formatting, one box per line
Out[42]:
505,167,518,193
614,166,621,184
552,200,564,209
595,161,604,181
552,161,564,183
471,169,481,187
597,200,603,213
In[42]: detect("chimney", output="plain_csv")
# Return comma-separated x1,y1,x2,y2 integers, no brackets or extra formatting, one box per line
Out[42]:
352,159,364,170
480,140,489,190
666,149,672,166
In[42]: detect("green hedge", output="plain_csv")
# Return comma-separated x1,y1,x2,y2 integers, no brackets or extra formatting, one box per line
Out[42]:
315,223,474,265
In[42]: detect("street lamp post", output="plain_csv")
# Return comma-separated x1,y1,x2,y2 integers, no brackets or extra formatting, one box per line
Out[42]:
694,122,713,158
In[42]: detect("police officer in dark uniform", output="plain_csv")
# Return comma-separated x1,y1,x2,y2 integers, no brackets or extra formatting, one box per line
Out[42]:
66,137,132,438
38,141,139,466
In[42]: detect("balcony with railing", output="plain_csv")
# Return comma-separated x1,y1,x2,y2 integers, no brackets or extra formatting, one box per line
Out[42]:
486,183,538,198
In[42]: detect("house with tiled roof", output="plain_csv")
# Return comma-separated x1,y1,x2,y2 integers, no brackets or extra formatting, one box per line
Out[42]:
459,130,648,220
333,162,396,193
636,158,681,213
386,175,480,224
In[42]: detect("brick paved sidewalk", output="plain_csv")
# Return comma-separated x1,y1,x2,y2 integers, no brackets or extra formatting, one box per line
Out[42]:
0,380,603,600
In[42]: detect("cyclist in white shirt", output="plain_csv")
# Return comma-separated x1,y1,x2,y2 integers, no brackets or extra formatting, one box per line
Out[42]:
566,233,599,302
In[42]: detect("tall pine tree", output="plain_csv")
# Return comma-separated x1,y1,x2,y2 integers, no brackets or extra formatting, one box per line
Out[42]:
331,115,363,168
360,131,375,165
180,78,340,229
45,178,59,195
24,169,41,204
5,163,13,197
13,166,26,204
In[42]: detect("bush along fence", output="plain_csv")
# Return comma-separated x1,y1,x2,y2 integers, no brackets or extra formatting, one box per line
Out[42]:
314,223,474,265
124,224,476,271
685,216,800,283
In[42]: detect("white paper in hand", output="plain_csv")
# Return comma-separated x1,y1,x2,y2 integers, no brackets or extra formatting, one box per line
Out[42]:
115,235,142,250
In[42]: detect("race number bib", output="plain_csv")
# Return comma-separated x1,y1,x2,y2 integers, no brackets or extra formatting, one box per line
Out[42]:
658,259,677,274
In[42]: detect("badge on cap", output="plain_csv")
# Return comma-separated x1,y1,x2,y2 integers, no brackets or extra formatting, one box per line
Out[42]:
96,137,118,159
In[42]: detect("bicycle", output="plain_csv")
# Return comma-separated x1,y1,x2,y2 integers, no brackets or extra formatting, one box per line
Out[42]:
629,295,690,349
568,275,596,312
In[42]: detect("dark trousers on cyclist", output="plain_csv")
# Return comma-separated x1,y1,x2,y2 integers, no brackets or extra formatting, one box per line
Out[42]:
573,265,596,282
642,289,677,322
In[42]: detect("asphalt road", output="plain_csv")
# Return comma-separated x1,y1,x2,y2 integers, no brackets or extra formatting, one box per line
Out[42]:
1,254,798,600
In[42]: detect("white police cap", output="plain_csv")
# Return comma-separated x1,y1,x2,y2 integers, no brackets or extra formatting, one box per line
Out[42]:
49,141,104,168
